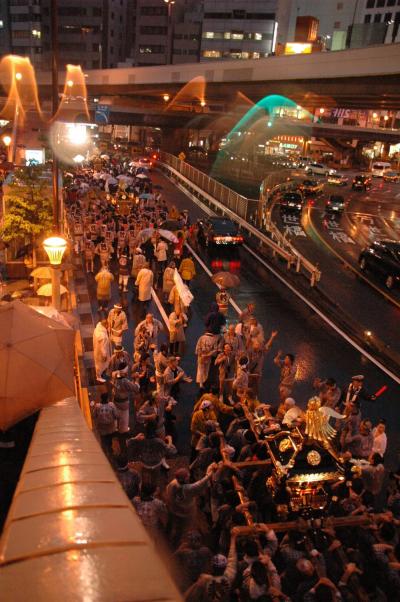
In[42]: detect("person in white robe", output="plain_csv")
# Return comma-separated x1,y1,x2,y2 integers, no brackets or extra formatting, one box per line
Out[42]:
93,317,112,382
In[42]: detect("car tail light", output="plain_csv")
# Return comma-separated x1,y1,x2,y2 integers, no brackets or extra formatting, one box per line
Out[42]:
236,236,243,243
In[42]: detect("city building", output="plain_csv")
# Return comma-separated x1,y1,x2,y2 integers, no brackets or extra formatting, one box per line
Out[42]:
1,0,43,67
350,0,400,47
200,0,286,61
0,1,134,71
285,0,400,52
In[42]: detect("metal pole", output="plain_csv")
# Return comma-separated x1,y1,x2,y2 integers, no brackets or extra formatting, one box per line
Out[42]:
51,0,59,231
51,266,61,310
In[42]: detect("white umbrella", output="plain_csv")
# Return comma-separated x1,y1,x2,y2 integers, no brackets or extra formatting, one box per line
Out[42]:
139,228,178,243
37,283,68,297
30,306,75,329
136,173,149,179
30,266,52,279
100,154,110,160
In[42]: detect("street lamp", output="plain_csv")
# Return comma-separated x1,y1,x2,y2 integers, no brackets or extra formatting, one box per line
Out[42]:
2,134,12,162
164,0,175,65
43,236,67,310
163,93,170,102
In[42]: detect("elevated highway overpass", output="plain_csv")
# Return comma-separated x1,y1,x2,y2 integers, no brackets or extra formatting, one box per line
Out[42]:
32,43,400,111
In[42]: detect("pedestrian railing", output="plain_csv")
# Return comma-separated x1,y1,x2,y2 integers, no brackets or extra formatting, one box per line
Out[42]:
158,152,321,286
0,396,182,601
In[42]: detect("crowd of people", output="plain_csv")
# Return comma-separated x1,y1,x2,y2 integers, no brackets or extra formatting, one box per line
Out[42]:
64,158,400,602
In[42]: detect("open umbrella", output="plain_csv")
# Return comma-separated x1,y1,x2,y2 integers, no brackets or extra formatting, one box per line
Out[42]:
136,173,150,180
212,271,241,288
31,306,78,329
139,193,154,200
139,228,178,244
0,300,75,430
37,283,68,297
30,266,52,279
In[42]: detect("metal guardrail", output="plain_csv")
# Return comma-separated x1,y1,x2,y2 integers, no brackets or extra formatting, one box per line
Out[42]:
0,396,182,601
159,152,321,286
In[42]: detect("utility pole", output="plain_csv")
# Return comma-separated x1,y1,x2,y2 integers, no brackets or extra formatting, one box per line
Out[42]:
50,0,60,231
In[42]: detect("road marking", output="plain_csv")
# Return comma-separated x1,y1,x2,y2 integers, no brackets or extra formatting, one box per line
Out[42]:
160,169,400,384
307,206,400,311
151,287,170,331
185,242,242,315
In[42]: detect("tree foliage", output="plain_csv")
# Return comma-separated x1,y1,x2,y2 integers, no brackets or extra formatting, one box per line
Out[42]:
0,164,53,244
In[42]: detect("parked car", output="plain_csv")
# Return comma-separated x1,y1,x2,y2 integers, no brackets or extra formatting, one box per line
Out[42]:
305,162,336,177
203,217,243,247
352,174,371,191
358,239,400,289
280,191,304,215
325,195,345,214
383,171,400,183
327,173,348,186
299,179,324,196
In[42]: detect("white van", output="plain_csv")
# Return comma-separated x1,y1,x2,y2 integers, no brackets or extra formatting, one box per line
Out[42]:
371,161,392,177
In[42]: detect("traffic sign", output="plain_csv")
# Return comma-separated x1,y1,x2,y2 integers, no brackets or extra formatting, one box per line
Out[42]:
95,104,110,125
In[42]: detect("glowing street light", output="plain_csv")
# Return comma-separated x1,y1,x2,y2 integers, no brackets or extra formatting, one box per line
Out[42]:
43,236,67,310
15,72,22,81
200,100,206,107
163,93,170,102
67,79,74,88
2,135,11,147
319,108,325,114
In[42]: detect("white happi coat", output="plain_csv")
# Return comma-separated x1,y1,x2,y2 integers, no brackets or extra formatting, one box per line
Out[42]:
93,322,112,377
195,332,218,385
107,308,128,345
135,268,154,301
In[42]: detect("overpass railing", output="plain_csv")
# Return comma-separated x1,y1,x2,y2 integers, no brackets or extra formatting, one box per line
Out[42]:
158,152,321,286
0,396,182,601
159,151,251,221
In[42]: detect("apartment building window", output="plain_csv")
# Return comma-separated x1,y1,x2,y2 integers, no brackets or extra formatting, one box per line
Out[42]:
231,31,244,40
188,50,197,55
204,13,231,19
374,13,382,21
92,43,99,51
202,50,221,58
246,13,275,20
140,26,167,35
388,0,396,6
93,8,102,16
0,20,3,29
224,32,231,39
396,11,400,20
203,31,214,38
254,33,262,40
232,10,245,19
334,21,341,28
366,0,375,7
139,45,165,53
58,7,86,16
377,0,385,6
384,12,393,20
365,14,372,22
11,14,40,22
12,30,30,38
140,7,167,16
337,2,343,8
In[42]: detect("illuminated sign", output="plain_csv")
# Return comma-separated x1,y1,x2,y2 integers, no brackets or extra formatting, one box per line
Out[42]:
284,43,312,55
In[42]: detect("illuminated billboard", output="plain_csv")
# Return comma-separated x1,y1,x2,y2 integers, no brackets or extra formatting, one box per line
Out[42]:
284,43,312,55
